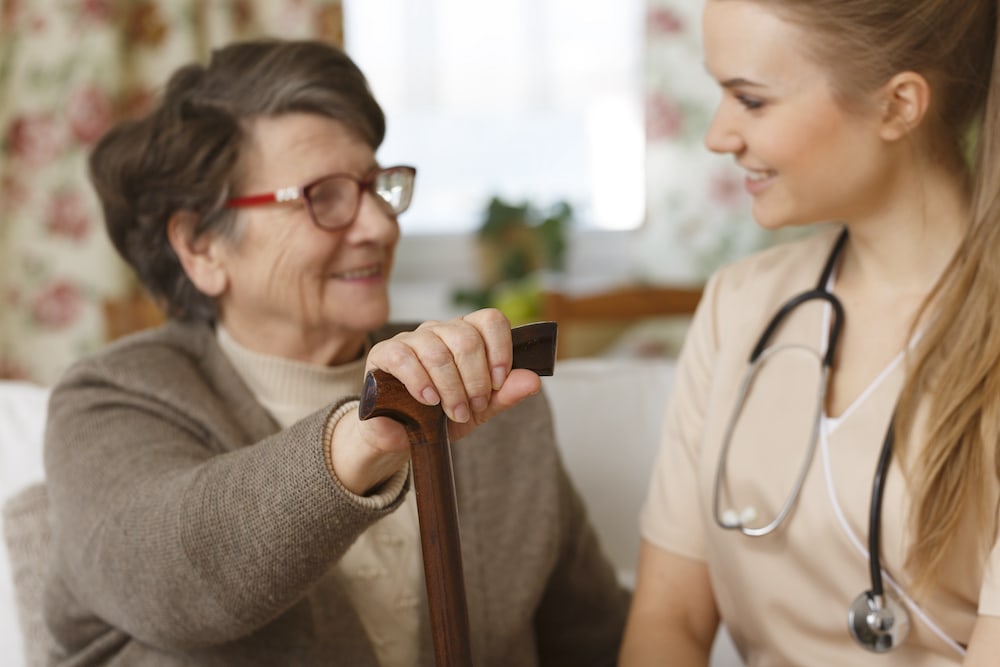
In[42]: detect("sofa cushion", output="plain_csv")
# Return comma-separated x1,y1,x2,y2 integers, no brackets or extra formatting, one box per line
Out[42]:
0,381,49,666
543,357,676,585
2,483,52,667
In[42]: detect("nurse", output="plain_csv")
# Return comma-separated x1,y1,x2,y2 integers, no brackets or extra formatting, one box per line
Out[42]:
620,0,1000,665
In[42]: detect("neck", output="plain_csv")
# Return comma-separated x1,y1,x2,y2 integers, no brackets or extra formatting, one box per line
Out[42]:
838,164,967,298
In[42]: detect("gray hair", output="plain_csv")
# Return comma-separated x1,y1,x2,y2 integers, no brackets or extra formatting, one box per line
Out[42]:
89,39,386,322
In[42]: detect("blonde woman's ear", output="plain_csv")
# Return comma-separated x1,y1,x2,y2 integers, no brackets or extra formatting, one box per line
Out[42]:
878,70,932,142
167,211,229,297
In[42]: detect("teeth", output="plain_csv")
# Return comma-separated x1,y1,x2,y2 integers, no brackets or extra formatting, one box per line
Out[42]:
746,170,772,182
337,265,381,279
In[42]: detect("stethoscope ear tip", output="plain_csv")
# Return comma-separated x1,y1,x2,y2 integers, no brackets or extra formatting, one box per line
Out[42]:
720,509,740,528
720,506,758,529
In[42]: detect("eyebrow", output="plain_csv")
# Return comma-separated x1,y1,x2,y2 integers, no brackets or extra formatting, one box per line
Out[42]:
719,77,767,89
702,62,767,90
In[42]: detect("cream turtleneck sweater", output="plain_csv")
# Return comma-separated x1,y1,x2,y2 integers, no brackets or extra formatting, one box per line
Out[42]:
217,326,425,667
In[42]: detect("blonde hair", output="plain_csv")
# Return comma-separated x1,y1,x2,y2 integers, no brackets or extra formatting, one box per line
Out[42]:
728,0,999,594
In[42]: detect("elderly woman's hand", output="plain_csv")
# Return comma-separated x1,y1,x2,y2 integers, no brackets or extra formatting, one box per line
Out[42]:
329,309,543,495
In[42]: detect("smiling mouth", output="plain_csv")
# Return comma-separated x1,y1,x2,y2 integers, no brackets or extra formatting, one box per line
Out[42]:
334,264,383,280
745,169,774,182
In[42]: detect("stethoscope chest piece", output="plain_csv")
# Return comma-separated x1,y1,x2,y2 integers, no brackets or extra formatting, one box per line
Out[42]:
848,590,910,653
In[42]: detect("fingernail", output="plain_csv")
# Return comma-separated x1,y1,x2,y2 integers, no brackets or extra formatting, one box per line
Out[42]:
421,387,440,405
471,396,488,413
491,366,506,390
452,403,470,423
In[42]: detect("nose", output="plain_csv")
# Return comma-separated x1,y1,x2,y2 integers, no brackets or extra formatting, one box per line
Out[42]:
345,191,401,245
704,102,743,156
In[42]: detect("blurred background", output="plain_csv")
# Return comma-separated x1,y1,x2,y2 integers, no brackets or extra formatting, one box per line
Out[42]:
0,0,799,385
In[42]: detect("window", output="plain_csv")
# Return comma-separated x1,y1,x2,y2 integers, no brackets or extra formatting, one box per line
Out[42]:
343,0,646,234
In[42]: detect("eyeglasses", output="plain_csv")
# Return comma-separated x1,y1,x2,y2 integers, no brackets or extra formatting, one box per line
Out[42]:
225,165,417,231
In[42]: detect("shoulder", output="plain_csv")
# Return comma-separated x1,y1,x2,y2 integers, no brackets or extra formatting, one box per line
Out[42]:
58,320,219,390
49,320,250,425
46,320,275,457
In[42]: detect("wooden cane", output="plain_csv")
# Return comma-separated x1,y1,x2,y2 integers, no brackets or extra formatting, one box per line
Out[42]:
358,321,558,667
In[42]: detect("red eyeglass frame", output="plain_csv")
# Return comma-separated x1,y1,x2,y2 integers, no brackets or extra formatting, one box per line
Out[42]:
224,165,417,228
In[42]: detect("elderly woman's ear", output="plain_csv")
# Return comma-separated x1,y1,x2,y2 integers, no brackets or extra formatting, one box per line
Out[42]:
167,211,229,298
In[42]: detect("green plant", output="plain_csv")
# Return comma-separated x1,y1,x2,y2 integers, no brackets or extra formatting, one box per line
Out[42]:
452,196,572,323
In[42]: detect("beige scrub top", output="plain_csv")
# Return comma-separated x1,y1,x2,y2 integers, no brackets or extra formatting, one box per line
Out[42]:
641,227,1000,666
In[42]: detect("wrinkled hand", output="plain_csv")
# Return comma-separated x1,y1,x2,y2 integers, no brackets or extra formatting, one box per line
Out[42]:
330,309,542,495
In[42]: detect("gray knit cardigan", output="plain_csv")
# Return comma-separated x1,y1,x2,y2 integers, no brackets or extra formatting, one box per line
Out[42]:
42,321,628,665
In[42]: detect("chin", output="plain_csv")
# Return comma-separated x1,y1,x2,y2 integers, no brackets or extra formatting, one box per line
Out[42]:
352,305,391,334
750,211,784,231
750,203,809,232
327,292,390,331
367,314,391,333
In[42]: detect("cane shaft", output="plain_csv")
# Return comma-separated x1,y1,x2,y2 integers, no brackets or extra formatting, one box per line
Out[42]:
409,415,472,665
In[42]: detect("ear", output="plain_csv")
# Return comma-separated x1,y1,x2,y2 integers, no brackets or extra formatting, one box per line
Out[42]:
878,71,931,142
167,211,229,297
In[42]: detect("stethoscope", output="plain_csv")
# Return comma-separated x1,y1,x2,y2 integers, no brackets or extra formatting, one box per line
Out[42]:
712,227,911,653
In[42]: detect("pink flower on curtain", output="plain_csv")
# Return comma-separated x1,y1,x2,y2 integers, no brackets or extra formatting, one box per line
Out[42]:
5,113,64,167
1,173,29,214
646,92,684,141
32,281,83,329
5,285,20,308
2,0,24,30
68,85,114,146
81,0,114,23
646,7,684,36
46,190,93,241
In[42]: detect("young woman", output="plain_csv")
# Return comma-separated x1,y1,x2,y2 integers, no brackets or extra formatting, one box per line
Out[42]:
620,1,1000,664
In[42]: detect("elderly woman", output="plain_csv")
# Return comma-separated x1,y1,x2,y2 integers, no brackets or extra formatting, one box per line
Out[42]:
42,39,627,666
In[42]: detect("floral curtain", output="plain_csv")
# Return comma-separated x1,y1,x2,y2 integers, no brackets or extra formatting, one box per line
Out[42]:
638,0,801,284
0,0,343,385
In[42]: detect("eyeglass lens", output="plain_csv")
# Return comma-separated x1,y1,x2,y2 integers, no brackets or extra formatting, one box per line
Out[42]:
306,167,414,230
374,168,414,214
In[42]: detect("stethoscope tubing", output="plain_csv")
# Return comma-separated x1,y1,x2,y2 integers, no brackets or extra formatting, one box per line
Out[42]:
749,289,843,367
713,345,829,537
868,416,895,598
713,228,845,537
